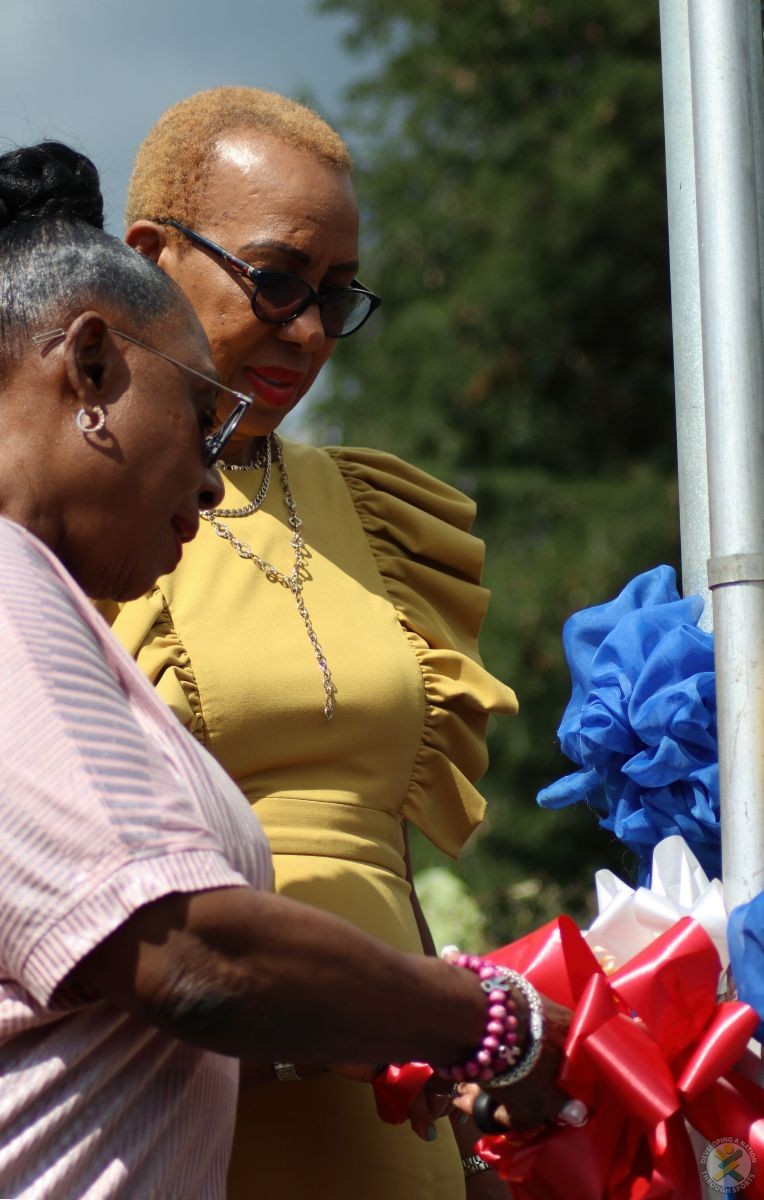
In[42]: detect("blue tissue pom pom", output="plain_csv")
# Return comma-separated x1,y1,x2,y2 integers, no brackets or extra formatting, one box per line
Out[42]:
537,566,719,884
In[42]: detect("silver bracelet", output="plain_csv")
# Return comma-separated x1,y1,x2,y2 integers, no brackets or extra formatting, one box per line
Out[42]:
486,968,545,1088
462,1153,492,1178
273,1061,302,1082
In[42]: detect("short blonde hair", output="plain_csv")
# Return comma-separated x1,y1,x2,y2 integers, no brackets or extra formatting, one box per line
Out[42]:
125,86,353,234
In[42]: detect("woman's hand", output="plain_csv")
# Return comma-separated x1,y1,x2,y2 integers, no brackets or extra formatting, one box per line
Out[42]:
405,1074,456,1141
454,994,573,1133
333,1063,452,1141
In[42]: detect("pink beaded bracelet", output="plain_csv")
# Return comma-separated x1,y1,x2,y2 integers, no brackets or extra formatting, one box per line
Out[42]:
438,954,522,1084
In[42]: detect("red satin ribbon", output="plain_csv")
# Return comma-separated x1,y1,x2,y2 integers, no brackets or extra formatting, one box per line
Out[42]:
371,917,764,1198
481,916,764,1199
372,1062,433,1125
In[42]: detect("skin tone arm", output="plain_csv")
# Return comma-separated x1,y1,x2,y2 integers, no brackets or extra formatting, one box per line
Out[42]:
70,884,569,1127
240,821,444,1091
72,885,487,1069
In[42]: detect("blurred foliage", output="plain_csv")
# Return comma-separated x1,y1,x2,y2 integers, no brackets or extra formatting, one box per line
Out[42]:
415,867,490,954
313,0,680,945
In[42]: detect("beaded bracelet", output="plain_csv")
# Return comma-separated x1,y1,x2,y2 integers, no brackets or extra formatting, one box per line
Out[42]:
438,954,522,1083
485,968,545,1089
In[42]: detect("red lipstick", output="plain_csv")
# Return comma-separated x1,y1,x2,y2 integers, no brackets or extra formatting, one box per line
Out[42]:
243,366,303,408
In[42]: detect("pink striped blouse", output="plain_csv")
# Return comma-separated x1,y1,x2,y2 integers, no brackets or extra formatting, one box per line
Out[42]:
0,518,273,1198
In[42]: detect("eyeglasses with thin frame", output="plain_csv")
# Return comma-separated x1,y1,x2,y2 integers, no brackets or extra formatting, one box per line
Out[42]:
32,325,252,466
156,218,382,339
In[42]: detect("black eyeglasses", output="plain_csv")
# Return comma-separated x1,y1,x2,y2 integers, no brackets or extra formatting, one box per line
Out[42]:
33,325,252,467
157,218,382,339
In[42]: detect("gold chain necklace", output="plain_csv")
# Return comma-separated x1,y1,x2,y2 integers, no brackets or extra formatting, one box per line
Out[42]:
211,434,273,518
202,434,336,720
217,438,270,471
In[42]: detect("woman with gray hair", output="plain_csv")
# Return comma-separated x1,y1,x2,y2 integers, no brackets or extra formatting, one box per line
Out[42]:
0,140,571,1200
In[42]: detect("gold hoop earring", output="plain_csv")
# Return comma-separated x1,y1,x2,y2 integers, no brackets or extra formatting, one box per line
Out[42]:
75,406,106,434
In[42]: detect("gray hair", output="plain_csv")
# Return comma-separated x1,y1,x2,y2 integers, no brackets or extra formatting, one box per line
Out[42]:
0,141,188,374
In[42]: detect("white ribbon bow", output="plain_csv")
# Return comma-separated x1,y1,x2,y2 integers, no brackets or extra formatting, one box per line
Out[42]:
584,835,728,971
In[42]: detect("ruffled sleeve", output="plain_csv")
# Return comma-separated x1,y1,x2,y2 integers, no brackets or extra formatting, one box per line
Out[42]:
98,590,206,742
327,446,518,857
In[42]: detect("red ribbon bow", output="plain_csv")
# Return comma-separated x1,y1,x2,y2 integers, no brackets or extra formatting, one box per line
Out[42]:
372,916,764,1198
480,916,764,1199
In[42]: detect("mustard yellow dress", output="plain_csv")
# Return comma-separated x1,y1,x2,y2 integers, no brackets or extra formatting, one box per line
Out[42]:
106,440,518,1200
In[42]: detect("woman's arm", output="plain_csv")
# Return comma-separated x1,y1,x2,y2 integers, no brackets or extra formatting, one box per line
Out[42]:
71,884,569,1126
70,884,487,1068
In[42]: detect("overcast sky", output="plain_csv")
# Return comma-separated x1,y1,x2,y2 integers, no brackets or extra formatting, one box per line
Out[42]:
0,0,370,232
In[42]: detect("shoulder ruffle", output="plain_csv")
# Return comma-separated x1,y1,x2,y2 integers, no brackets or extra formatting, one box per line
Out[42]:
327,446,518,857
102,589,206,742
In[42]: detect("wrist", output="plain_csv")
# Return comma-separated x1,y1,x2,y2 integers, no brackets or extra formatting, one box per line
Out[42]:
485,968,545,1089
436,951,551,1090
437,954,522,1084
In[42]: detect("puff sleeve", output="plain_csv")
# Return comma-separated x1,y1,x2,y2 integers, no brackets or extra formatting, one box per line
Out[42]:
100,590,206,742
327,446,518,856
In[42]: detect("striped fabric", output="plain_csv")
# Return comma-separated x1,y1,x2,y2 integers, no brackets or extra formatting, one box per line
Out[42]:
0,518,272,1199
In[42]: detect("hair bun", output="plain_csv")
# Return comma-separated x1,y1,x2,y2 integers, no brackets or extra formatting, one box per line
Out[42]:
0,141,104,232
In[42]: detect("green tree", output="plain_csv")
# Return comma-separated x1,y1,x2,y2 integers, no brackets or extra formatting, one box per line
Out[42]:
315,0,680,943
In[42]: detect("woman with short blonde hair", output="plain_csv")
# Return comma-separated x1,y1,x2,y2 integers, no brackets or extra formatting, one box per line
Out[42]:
113,87,521,1199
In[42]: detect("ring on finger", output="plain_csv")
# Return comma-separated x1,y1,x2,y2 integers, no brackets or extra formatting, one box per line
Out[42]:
472,1091,510,1135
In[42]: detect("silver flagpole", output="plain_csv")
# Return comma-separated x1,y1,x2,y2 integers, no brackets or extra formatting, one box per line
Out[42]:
659,16,730,1182
659,0,712,628
687,0,764,917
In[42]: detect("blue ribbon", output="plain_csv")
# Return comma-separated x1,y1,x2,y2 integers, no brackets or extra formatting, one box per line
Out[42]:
728,893,764,1041
537,566,720,884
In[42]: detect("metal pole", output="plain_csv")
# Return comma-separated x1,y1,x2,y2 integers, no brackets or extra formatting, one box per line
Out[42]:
688,0,764,912
659,0,712,626
747,0,764,292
